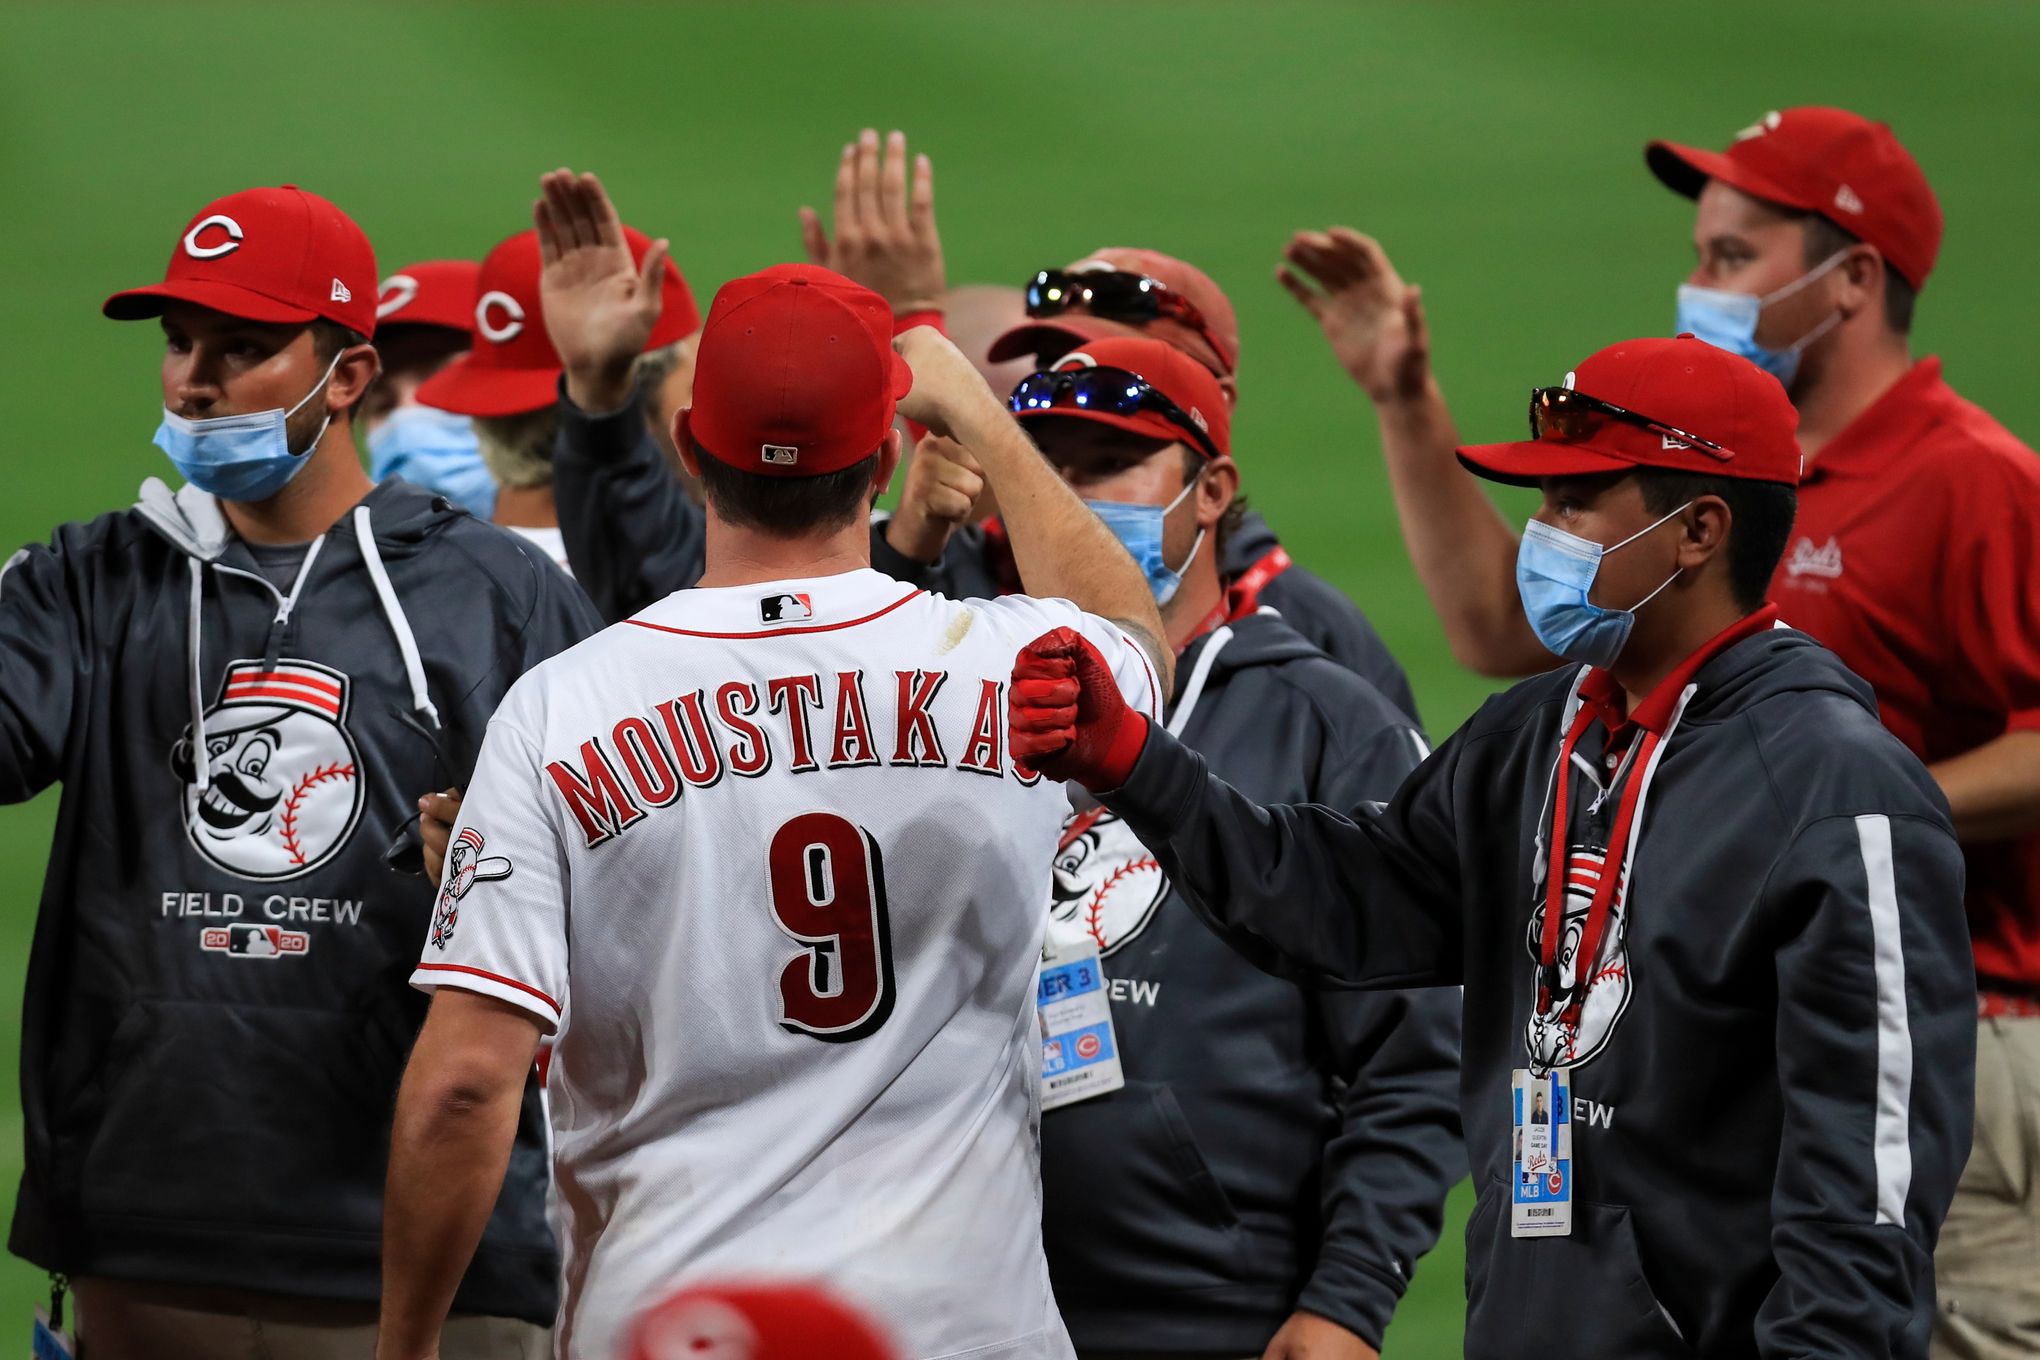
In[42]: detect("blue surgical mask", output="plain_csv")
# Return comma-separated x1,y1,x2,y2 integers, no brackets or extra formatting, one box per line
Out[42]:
153,351,343,503
366,404,496,519
1674,249,1849,387
1087,476,1205,606
1515,502,1691,668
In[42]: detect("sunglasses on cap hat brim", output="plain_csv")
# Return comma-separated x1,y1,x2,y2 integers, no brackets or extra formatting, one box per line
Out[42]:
1024,269,1230,374
1009,364,1223,463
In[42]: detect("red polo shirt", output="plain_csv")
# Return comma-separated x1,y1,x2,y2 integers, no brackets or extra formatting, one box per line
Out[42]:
1772,357,2040,988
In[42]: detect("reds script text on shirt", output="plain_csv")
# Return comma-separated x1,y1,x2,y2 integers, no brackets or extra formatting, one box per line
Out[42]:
413,567,1158,1360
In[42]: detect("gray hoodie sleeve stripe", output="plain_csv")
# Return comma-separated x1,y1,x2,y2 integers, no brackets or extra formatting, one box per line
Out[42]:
1855,813,1914,1229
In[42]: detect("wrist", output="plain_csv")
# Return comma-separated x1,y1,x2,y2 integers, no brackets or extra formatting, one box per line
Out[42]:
564,362,637,416
891,306,945,334
1093,711,1150,791
884,509,951,565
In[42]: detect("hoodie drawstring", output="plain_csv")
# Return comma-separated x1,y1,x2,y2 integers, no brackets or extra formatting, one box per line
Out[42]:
187,559,208,794
354,505,441,729
1165,626,1233,737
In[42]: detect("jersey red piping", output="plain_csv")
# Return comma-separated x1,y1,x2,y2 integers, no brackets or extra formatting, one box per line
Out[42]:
624,589,925,640
415,962,562,1015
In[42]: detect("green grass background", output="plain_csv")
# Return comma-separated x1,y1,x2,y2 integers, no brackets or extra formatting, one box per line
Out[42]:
2,1,2037,1351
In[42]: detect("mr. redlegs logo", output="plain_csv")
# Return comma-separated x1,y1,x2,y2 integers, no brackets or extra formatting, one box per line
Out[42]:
200,922,310,958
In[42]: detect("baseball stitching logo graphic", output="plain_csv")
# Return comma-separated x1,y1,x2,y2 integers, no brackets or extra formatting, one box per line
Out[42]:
431,827,513,950
170,660,364,882
1523,844,1634,1071
1047,806,1168,955
200,922,310,958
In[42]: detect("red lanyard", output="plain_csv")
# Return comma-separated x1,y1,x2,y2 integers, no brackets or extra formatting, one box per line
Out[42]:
1535,705,1663,1025
1224,545,1292,620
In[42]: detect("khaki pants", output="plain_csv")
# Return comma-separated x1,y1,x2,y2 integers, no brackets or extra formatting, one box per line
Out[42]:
1933,1014,2040,1359
73,1278,551,1360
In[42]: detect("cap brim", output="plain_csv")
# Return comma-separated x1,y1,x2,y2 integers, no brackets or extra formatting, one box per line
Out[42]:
415,359,560,417
1017,404,1202,454
1455,439,1640,488
987,315,1144,364
1645,140,1817,213
103,280,321,326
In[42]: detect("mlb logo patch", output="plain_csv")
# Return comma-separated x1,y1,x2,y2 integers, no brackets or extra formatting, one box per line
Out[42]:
759,593,813,624
761,444,800,466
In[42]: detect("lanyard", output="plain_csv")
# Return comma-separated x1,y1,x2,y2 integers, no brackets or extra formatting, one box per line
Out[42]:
1535,706,1664,1025
1225,545,1292,620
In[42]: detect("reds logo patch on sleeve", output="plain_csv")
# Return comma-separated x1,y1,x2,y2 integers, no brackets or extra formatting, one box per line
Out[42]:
431,827,513,950
169,659,364,882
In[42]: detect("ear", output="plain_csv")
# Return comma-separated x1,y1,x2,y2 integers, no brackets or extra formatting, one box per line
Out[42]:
672,407,703,479
1193,455,1240,529
1676,494,1733,573
872,428,904,501
326,343,382,415
1834,243,1883,322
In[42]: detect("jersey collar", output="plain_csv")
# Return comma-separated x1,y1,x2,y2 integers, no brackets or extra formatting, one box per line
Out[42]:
1801,356,1949,483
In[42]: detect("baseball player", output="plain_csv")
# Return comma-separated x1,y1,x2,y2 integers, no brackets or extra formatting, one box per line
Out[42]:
1009,336,1463,1360
363,257,497,519
1008,336,1976,1359
1292,109,2040,1354
0,185,596,1358
376,264,1171,1360
416,206,699,575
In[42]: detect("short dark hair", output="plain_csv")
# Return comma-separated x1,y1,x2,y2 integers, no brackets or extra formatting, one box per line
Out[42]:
694,449,880,536
1180,447,1248,563
1633,468,1797,612
310,318,368,361
1800,213,1916,335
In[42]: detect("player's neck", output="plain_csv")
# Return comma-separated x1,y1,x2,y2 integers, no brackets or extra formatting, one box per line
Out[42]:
695,512,873,589
492,484,559,529
1793,326,1913,461
222,430,375,546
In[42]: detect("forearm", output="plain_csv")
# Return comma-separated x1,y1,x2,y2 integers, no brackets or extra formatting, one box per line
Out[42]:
956,407,1169,682
1373,380,1550,677
552,384,704,619
377,1063,527,1356
1928,729,2040,841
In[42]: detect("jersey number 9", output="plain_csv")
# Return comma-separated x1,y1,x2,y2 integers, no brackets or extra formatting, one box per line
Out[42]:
769,812,896,1042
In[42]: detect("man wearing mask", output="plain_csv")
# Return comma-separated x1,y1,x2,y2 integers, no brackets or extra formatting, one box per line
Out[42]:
418,212,699,577
0,185,595,1358
1010,335,1977,1360
886,245,1419,720
1287,109,2040,1357
1012,336,1462,1360
362,258,496,519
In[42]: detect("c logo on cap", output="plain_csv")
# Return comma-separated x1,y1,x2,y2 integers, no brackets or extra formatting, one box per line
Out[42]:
377,274,419,320
183,214,245,260
476,290,525,344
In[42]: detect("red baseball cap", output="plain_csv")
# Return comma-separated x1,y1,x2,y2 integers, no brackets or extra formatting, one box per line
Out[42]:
417,227,700,418
626,1281,898,1360
104,185,380,337
685,263,912,477
1457,335,1801,487
1015,335,1232,460
1647,107,1942,289
375,259,480,333
989,247,1241,382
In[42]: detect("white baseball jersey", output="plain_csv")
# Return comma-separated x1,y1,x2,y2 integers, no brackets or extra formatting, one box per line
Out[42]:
413,568,1158,1360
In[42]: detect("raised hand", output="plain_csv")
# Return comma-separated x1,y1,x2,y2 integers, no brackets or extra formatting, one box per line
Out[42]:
1278,228,1431,404
534,168,670,411
892,325,999,442
800,129,944,314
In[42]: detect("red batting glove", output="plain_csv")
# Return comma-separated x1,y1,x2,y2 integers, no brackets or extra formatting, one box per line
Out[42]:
1008,627,1149,789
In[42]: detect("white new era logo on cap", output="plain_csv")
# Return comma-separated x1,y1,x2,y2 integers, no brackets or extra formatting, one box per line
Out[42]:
330,278,352,303
761,444,799,465
1834,184,1864,214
